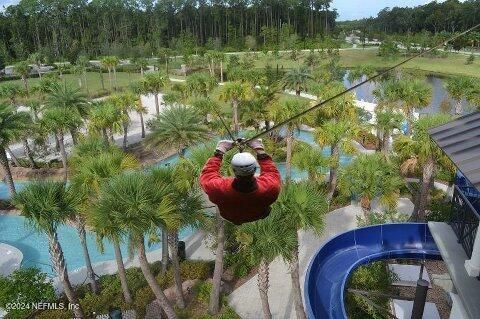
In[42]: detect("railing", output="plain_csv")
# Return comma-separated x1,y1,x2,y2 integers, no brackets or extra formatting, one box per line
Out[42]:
450,185,480,258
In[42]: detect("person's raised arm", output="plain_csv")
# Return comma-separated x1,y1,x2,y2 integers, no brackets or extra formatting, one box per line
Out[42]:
247,139,281,195
200,140,234,195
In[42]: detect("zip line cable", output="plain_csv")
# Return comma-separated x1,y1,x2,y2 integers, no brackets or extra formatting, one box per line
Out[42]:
214,110,235,141
236,23,480,146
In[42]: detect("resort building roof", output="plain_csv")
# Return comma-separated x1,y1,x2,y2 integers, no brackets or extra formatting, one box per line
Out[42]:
429,111,480,191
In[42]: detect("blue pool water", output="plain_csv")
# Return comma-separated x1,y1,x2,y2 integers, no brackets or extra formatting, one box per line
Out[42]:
0,181,28,200
0,215,193,275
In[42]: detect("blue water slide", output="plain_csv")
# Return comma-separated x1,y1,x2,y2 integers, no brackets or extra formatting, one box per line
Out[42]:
304,223,441,319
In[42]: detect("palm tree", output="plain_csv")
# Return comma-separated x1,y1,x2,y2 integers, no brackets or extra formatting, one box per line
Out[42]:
315,120,359,201
96,172,179,319
0,83,23,105
109,93,136,150
146,104,210,156
237,212,297,319
0,84,36,168
219,81,254,134
34,74,61,101
304,52,319,73
313,81,357,121
0,104,31,195
71,141,138,299
397,79,432,135
242,85,279,131
158,47,172,74
101,56,120,91
13,182,85,319
147,106,209,279
338,153,404,214
133,57,148,76
87,101,123,145
375,110,404,154
191,97,221,123
13,61,31,95
45,83,88,145
269,98,309,180
272,181,328,319
76,56,90,95
151,164,204,309
185,72,218,97
292,141,328,182
28,52,44,79
205,50,224,78
41,107,82,181
24,98,42,123
445,76,475,115
130,83,149,138
393,114,452,221
142,72,169,115
283,67,311,96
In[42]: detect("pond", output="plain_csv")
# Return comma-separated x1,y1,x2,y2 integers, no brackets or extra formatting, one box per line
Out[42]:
343,74,472,115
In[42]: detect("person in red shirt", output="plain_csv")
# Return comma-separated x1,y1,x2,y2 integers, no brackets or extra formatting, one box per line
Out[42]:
200,139,281,225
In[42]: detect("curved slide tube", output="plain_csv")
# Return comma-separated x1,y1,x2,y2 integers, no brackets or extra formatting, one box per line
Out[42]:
304,223,441,319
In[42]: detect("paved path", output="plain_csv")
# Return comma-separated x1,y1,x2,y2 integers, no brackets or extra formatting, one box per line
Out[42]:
228,198,414,319
0,243,23,276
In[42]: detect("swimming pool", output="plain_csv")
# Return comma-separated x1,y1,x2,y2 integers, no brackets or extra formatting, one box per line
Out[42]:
0,215,193,275
0,130,352,275
0,181,28,200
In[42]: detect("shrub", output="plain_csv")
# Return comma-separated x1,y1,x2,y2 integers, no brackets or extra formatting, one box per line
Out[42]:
223,251,255,278
466,54,475,65
219,306,240,319
133,286,155,318
125,267,148,293
181,260,214,280
193,281,212,303
79,286,126,317
156,269,174,288
346,261,398,319
356,130,379,150
156,260,214,288
356,210,409,227
176,307,193,319
35,309,72,319
0,268,56,319
149,260,163,276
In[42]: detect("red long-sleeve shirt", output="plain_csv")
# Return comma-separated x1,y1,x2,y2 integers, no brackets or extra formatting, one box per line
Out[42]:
200,154,281,225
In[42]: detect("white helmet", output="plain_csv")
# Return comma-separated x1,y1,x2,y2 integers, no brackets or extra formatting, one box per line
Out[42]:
231,152,257,177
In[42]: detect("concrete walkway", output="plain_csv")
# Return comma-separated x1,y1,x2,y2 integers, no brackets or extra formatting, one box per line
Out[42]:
228,198,414,319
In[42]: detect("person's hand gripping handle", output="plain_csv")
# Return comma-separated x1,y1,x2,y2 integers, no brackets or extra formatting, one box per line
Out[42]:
247,139,266,155
215,140,235,154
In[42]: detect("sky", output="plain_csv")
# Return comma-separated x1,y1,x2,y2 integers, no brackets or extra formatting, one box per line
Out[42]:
333,0,438,21
0,0,448,21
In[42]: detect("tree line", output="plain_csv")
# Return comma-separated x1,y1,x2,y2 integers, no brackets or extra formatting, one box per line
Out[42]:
339,0,480,40
0,0,337,63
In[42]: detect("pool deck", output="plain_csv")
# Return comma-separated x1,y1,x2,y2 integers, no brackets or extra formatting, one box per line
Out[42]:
228,198,414,319
0,243,23,276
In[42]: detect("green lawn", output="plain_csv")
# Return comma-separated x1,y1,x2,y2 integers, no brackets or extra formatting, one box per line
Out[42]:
339,49,480,78
249,48,480,78
1,71,143,97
